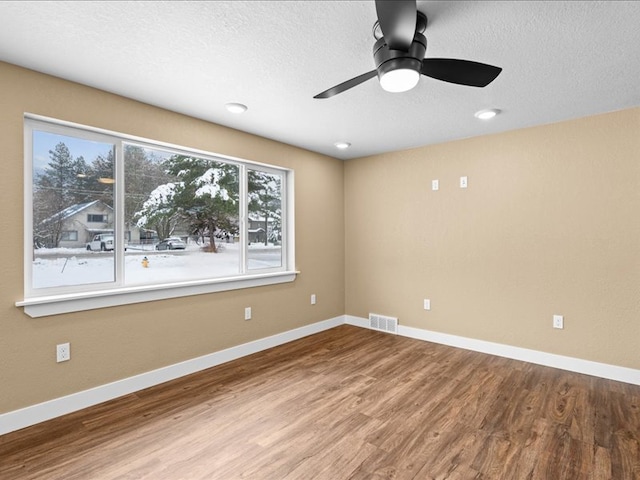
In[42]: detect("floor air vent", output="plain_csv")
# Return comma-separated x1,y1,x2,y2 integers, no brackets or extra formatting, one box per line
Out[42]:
368,313,398,334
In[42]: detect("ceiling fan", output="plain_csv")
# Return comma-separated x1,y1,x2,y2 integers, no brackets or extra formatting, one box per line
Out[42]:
314,0,502,99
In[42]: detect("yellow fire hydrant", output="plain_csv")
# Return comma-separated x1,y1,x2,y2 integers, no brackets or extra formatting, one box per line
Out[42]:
142,256,149,268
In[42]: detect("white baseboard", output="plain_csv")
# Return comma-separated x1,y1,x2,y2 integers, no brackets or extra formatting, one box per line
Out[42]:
0,315,344,436
345,315,640,386
345,315,369,329
3,314,638,437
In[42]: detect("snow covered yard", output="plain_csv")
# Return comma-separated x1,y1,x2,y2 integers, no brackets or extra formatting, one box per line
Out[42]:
32,242,282,289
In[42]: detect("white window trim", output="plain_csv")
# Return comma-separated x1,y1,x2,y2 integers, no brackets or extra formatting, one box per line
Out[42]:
16,271,298,318
18,114,297,318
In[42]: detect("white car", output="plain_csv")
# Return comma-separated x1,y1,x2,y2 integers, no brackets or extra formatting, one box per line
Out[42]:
155,237,186,250
86,234,127,251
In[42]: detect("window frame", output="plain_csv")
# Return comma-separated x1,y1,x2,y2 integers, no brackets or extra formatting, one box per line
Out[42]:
18,114,297,318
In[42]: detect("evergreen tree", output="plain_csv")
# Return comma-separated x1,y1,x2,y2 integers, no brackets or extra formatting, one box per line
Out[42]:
248,170,282,245
36,142,87,203
134,182,181,241
165,155,239,252
33,142,91,247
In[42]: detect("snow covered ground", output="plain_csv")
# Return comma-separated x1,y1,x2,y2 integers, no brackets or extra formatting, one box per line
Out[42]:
32,242,282,289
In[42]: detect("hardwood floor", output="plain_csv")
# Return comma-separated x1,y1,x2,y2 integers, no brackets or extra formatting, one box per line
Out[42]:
1,325,639,479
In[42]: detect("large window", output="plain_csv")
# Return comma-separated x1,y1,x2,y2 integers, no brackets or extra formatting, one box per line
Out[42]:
21,116,295,316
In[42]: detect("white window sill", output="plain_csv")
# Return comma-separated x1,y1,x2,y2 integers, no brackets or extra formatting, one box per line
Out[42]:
16,271,299,318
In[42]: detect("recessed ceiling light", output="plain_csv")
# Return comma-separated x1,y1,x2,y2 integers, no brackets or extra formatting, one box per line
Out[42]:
225,102,248,114
334,142,351,150
474,108,501,120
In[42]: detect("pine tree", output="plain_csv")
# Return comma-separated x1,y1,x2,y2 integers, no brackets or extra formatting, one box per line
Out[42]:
248,170,282,245
134,182,181,241
34,142,91,247
165,155,239,252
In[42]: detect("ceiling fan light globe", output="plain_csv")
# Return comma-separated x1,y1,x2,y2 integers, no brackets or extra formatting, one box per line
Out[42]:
380,68,420,93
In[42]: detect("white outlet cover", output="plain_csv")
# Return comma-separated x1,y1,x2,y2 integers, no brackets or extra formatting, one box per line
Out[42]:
460,176,468,188
553,314,564,329
244,307,252,320
311,294,317,305
431,179,439,191
424,299,431,310
56,343,70,362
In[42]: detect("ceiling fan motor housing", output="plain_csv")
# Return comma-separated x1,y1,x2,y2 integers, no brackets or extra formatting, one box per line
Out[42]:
373,31,427,80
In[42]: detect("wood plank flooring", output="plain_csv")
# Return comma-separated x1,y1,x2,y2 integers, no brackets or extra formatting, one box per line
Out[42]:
1,325,639,479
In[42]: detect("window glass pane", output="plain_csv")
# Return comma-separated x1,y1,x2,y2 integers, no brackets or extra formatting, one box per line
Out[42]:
60,231,78,241
32,131,115,288
87,214,107,223
247,169,283,270
124,146,240,285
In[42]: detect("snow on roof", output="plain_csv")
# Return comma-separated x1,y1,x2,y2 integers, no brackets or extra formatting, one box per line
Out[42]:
41,200,113,225
41,200,93,224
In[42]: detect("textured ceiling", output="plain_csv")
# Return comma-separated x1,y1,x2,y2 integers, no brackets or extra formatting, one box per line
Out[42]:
1,1,639,160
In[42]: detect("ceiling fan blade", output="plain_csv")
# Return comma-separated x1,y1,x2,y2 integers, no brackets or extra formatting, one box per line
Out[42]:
314,70,378,99
375,0,417,51
421,58,502,87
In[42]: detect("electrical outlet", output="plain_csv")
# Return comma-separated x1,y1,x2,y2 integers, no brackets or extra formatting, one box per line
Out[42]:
460,176,468,188
432,179,439,191
56,343,70,362
423,299,431,310
311,294,317,305
553,315,564,329
244,307,252,320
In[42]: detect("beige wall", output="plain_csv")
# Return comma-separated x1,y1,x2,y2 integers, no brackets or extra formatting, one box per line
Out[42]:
2,59,639,417
345,107,640,370
0,62,345,414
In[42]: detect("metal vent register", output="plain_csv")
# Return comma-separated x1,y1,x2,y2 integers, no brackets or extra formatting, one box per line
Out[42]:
368,313,398,334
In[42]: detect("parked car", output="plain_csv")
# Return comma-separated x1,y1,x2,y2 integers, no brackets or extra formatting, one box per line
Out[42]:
86,234,114,251
86,234,127,251
155,237,186,251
